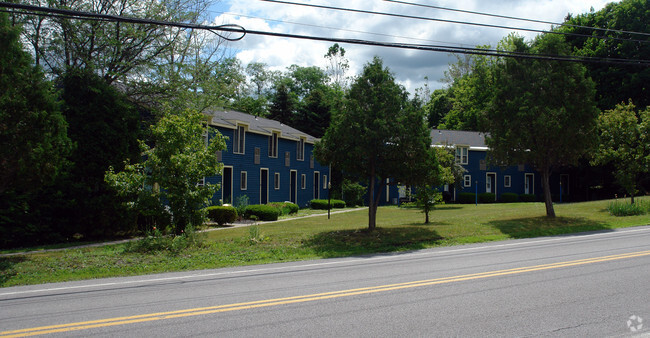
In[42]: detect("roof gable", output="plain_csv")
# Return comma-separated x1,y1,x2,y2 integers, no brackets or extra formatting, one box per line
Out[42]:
430,129,487,149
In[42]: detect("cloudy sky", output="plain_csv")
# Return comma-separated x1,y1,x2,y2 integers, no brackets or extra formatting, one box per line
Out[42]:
207,0,616,93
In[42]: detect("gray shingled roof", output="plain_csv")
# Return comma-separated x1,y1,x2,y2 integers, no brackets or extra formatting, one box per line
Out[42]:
206,109,319,144
430,129,487,148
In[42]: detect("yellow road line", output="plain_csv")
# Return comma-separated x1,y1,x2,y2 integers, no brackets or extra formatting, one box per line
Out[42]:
3,249,650,337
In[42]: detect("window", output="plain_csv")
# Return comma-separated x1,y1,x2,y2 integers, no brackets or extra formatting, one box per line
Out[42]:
268,132,279,158
504,175,511,187
301,174,306,189
464,175,472,187
254,147,260,164
274,173,280,190
297,137,305,161
323,175,328,189
285,151,290,167
197,177,205,187
233,125,246,154
456,146,468,165
240,171,247,190
310,155,314,169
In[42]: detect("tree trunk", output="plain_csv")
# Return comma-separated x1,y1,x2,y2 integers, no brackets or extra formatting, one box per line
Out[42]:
541,168,555,218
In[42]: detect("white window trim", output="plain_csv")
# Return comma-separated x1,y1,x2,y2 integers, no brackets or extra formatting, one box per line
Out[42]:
464,175,472,188
234,124,246,154
274,172,280,190
456,146,469,165
269,132,279,158
486,172,497,195
301,174,306,189
525,173,535,195
504,175,511,188
260,168,269,204
323,175,328,190
297,137,305,161
222,166,233,204
240,171,247,190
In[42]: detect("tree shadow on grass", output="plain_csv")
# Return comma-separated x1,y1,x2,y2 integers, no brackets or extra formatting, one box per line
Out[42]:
0,256,26,286
303,227,444,258
487,216,613,239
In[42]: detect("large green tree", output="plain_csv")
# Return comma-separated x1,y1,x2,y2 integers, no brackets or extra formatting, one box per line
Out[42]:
315,57,435,230
482,34,598,217
560,0,650,110
592,101,650,203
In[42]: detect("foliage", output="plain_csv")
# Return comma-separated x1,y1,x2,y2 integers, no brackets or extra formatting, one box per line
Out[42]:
315,57,437,230
482,33,598,217
591,101,649,204
560,0,650,110
324,43,350,89
205,206,238,226
310,199,346,209
234,195,250,219
415,186,443,224
244,204,280,221
458,193,476,204
425,89,453,128
433,145,466,189
268,202,299,215
520,194,538,202
479,193,496,204
500,193,519,203
342,180,366,207
607,199,650,217
106,109,226,234
122,225,204,255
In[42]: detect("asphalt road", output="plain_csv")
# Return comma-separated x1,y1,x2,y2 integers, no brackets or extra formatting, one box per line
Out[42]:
2,226,650,337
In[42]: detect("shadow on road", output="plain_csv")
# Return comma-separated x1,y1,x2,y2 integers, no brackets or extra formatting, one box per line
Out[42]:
304,226,443,258
487,216,613,239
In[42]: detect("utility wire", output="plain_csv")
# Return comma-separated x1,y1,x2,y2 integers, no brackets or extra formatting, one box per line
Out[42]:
259,0,650,45
2,2,649,67
384,0,650,39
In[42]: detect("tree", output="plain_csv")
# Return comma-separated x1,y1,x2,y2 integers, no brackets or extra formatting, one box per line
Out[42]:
315,57,434,230
268,81,297,125
482,34,598,217
324,43,349,89
592,101,650,203
560,0,650,110
106,109,226,234
425,89,453,128
0,13,71,247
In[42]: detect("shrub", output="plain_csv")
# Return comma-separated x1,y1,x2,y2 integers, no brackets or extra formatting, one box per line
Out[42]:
478,193,496,203
500,193,519,203
607,199,649,216
520,194,537,202
267,202,299,215
244,204,280,221
310,199,346,209
458,192,476,204
234,194,249,219
205,206,238,226
342,180,365,206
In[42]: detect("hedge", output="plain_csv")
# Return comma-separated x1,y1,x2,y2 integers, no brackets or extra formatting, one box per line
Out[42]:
267,202,299,215
205,206,238,226
310,199,346,209
244,204,280,221
500,193,519,203
520,194,537,202
478,193,496,203
458,192,476,204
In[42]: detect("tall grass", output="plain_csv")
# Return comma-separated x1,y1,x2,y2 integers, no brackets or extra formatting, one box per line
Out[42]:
607,198,650,216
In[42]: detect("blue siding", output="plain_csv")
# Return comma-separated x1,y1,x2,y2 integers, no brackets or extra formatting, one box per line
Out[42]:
206,126,329,208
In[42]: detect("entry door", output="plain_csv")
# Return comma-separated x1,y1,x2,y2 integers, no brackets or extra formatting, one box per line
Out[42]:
525,173,534,195
313,172,320,200
260,169,268,204
290,170,297,204
486,173,496,194
222,167,233,204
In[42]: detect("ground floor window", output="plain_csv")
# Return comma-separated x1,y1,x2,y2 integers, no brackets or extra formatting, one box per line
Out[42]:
301,174,306,189
240,171,247,190
464,175,472,187
274,172,280,190
504,175,511,187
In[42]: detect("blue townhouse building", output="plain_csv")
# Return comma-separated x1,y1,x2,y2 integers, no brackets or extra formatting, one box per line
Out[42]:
203,110,330,208
429,129,563,202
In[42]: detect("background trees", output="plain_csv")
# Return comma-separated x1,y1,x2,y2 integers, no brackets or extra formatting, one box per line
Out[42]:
482,34,598,217
315,57,436,230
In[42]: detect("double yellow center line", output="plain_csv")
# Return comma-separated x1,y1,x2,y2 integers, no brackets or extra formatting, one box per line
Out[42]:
3,249,650,337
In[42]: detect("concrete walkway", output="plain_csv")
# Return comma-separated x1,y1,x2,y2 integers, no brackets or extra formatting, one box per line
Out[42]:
0,207,367,257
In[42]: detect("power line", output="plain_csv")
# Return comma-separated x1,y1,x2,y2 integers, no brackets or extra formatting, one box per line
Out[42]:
383,0,650,39
1,2,649,67
259,0,650,45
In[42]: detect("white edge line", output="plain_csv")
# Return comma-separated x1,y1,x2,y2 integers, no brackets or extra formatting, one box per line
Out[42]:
1,226,649,297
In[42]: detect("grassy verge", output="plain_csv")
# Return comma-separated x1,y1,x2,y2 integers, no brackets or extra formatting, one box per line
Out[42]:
2,198,649,287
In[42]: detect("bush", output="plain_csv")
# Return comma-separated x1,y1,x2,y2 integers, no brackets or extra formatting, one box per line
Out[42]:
267,202,299,215
458,192,476,204
607,199,649,216
520,194,537,202
500,193,519,203
342,180,365,206
244,204,280,221
310,199,346,209
205,206,238,226
478,193,496,203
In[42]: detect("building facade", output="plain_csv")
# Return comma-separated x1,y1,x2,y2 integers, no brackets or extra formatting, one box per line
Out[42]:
204,110,330,208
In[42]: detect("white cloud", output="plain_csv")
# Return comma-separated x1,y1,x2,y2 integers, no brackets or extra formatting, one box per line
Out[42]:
211,0,616,93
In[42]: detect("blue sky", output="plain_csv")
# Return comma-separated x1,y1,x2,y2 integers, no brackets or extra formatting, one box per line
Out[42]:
206,0,616,93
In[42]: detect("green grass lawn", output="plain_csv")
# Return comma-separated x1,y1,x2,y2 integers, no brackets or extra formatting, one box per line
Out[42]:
1,198,649,287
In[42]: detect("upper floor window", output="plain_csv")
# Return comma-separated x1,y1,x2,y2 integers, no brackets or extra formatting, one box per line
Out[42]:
297,137,305,161
268,132,279,158
233,124,246,154
456,146,468,165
